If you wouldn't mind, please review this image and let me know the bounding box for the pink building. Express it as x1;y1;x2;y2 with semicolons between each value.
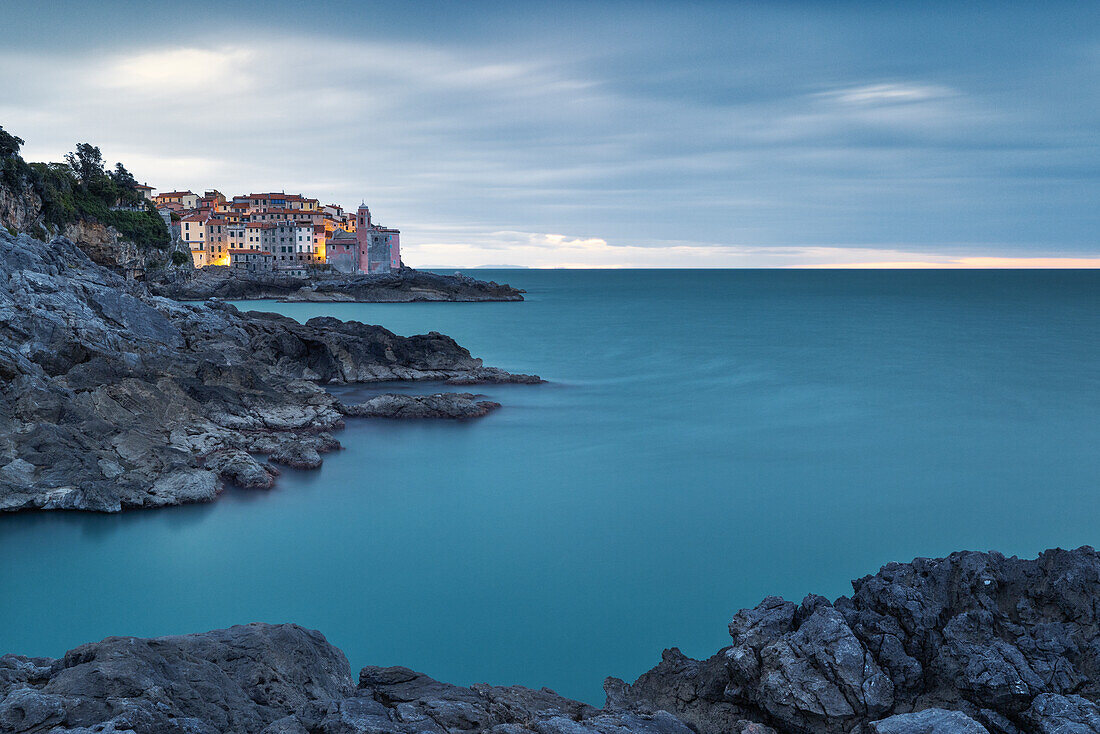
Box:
354;204;400;273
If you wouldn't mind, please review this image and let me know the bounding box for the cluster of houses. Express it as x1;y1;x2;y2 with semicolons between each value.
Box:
135;186;401;276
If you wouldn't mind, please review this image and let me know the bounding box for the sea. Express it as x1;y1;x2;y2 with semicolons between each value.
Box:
1;269;1097;704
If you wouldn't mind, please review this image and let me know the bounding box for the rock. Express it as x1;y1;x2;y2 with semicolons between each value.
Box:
350;665;693;733
0;628;688;734
146;267;525;303
0;624;353;734
204;448;277;488
5;549;1100;733
617;546;1100;734
444;367;543;385
339;393;502;419
1024;693;1100;733
269;443;324;469
0;229;540;512
871;709;989;733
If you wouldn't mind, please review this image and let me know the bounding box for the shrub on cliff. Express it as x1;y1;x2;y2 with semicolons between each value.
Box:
0;126;23;159
1;125;168;249
0;125;33;190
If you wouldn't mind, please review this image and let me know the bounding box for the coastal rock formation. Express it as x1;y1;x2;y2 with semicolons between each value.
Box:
0;230;538;512
0;624;354;734
0;174;190;279
339;392;502;419
59;217;193;279
147;267;525;303
4;549;1100;733
0;176;44;235
614;546;1100;734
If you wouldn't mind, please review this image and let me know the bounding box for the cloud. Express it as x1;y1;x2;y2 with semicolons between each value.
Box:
407;230;1100;269
99;47;255;94
805;256;1100;269
820;83;956;106
1;9;1097;266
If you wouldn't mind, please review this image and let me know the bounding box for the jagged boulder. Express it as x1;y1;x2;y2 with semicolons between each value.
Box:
616;547;1100;734
0;624;353;734
870;708;989;733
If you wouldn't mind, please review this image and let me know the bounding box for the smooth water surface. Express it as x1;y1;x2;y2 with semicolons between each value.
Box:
2;270;1098;704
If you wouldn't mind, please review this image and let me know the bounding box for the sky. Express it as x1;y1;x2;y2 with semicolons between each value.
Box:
1;1;1098;268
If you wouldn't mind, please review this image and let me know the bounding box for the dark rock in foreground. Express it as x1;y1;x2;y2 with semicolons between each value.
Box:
147;267;525;303
4;549;1100;733
614;546;1100;734
0;231;539;512
340;392;502;419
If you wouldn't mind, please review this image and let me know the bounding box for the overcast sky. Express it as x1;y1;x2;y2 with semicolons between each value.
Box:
2;1;1098;267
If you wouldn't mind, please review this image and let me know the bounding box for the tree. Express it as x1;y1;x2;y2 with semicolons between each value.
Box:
0;126;24;159
65;143;107;189
110;162;136;188
110;162;141;206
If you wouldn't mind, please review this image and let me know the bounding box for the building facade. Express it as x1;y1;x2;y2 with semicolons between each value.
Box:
160;186;400;273
355;205;400;273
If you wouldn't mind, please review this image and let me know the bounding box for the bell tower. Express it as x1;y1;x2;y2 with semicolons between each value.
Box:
355;203;372;273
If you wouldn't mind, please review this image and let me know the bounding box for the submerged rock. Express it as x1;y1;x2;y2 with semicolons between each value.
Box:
0;231;540;512
339;392;502;419
5;549;1100;733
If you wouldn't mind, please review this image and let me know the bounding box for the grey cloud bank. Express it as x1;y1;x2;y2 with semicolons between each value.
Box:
1;1;1098;267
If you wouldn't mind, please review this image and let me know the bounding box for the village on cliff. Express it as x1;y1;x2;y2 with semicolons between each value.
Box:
143;186;400;277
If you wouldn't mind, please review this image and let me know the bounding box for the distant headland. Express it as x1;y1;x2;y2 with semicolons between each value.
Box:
0;126;523;302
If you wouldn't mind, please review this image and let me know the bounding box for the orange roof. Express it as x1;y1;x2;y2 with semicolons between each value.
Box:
158;191;195;197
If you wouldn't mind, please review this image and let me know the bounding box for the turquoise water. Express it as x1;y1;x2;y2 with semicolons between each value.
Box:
1;269;1098;704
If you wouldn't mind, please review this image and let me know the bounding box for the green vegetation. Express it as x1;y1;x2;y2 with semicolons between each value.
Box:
171;251;189;266
1;125;169;250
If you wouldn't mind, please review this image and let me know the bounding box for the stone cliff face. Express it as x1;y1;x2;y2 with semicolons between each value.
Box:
0;230;537;512
0;177;44;236
59;217;193;277
0;177;191;278
3;549;1100;733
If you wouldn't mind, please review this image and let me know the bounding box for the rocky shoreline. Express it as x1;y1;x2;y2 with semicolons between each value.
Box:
146;267;526;303
3;547;1100;733
0;230;538;513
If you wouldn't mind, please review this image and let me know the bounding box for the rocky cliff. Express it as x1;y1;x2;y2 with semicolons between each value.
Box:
59;217;193;278
0;230;537;512
0;177;44;236
0;176;190;279
3;548;1100;733
147;266;526;303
